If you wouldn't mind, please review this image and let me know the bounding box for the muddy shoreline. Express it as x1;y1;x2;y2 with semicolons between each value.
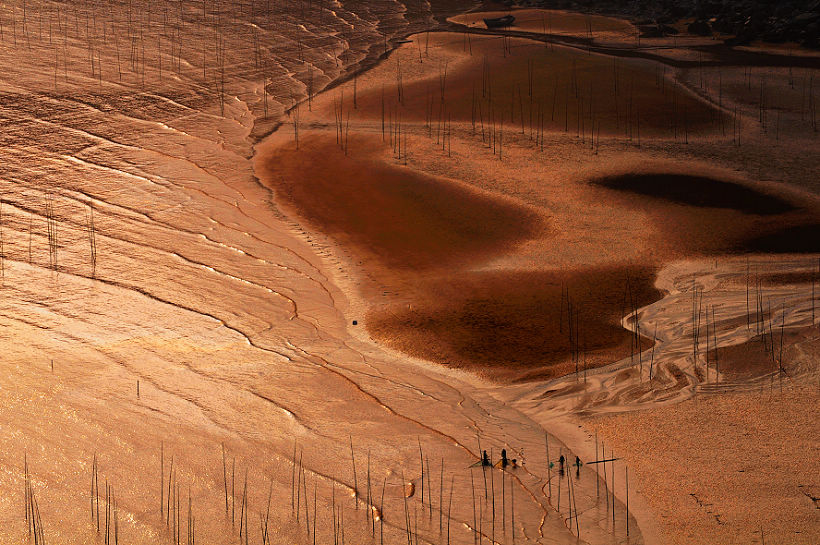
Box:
250;6;819;544
256;25;818;384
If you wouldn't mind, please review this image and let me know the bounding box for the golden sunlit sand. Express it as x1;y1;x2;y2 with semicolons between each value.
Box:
256;9;819;544
0;1;817;545
592;380;820;545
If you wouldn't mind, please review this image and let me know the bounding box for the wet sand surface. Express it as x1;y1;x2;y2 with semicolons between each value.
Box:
366;266;660;382
264;132;666;382
586;174;820;256
256;12;820;544
260;132;544;270
261;29;817;384
591;173;796;215
3;2;611;545
707;331;804;381
500;255;820;545
592;379;820;545
352;32;719;137
742;224;820;254
760;271;820;285
448;9;636;39
0;1;816;545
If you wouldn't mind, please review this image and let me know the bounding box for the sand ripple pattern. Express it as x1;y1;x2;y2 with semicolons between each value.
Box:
505;255;820;417
0;2;637;545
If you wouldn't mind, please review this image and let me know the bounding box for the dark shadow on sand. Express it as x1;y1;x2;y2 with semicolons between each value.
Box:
741;224;820;254
261;133;545;271
593;173;796;216
366;266;661;382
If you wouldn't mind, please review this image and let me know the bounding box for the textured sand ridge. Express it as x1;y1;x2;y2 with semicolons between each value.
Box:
0;1;816;545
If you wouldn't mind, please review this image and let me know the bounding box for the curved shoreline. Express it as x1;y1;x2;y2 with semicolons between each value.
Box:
257;25;820;382
252;7;820;544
